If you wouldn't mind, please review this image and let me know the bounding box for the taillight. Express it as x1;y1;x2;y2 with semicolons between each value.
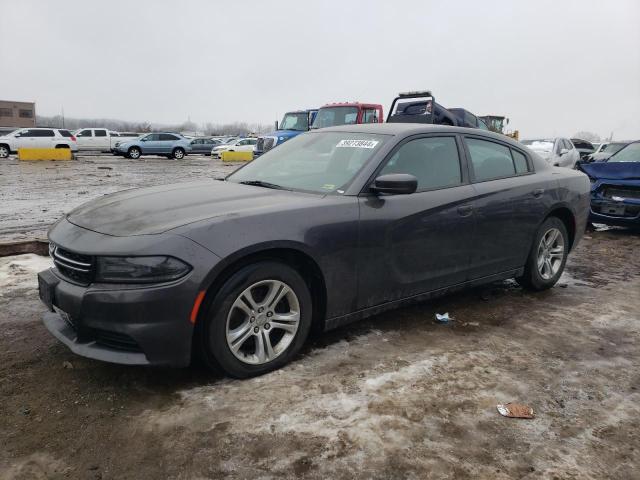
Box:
70;135;76;141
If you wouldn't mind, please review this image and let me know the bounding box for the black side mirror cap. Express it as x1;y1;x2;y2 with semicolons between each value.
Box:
370;173;418;195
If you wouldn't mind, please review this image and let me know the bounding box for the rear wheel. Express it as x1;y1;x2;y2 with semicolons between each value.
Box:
0;145;9;158
517;217;568;291
127;147;141;159
172;147;185;159
197;261;312;378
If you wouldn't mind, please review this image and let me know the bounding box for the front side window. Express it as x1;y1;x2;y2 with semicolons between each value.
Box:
379;137;462;191
142;133;158;141
609;142;640;162
228;131;389;193
362;108;379;124
94;129;107;137
312;107;359;128
76;129;92;137
466;138;516;181
279;112;309;131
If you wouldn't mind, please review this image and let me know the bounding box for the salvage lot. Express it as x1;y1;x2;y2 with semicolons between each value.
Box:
1;159;639;479
0;154;238;243
1;155;640;479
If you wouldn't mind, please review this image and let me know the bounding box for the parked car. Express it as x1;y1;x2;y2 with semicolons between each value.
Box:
211;137;257;158
521;138;580;168
588;141;631;162
0;128;78;158
570;138;595;160
74;128;130;152
578;140;640;227
113;132;192;159
255;109;318;156
38;123;589;378
449;108;491;130
189;137;221;155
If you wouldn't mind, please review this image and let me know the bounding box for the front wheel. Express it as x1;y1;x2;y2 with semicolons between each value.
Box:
0;145;9;158
172;147;185;159
517;217;569;291
127;147;141;159
197;261;312;378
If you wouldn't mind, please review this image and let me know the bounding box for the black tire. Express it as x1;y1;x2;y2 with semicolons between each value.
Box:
172;147;185;159
0;144;9;158
127;147;141;159
517;217;569;291
197;261;312;378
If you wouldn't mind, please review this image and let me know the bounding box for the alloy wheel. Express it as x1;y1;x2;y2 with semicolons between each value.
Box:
537;228;564;280
225;279;300;365
0;146;8;158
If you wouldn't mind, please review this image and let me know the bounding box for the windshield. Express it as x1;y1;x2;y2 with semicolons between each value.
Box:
227;131;389;193
312;107;359;129
521;139;554;153
601;142;626;154
609;142;640;162
279;112;309;131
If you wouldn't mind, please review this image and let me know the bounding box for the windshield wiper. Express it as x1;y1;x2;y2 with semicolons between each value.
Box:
238;180;288;190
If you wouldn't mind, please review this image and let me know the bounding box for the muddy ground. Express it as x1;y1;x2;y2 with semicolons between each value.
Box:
1;229;639;479
0;154;237;243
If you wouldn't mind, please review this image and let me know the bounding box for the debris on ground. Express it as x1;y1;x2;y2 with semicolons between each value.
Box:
62;361;74;370
435;312;451;323
497;403;535;419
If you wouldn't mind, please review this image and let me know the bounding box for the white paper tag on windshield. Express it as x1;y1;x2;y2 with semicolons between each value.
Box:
336;139;379;149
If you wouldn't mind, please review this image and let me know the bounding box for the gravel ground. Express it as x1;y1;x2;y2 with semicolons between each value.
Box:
0;154;238;243
1;229;639;479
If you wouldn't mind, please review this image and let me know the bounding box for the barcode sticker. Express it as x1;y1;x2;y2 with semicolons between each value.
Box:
336;139;379;149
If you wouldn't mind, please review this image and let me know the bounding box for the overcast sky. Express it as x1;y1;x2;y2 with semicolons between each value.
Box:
1;0;639;139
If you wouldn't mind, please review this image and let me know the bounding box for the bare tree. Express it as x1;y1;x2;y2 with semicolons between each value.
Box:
572;131;600;142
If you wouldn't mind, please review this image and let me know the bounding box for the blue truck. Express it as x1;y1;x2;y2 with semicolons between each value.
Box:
255;109;318;156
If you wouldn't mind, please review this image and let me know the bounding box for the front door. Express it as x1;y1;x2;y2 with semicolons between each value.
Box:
357;135;477;307
75;129;93;150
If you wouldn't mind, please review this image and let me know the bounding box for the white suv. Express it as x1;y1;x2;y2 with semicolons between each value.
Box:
0;128;78;158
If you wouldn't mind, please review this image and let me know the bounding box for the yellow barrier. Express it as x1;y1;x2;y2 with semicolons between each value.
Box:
220;150;253;162
18;148;73;161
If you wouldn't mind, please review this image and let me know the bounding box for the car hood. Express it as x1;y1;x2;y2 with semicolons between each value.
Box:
66;180;319;236
579;162;640;180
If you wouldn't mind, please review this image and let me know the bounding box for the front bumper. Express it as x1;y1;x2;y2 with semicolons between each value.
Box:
589;183;640;227
38;218;221;367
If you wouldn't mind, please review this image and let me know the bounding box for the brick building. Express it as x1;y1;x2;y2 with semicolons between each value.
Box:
0;100;36;128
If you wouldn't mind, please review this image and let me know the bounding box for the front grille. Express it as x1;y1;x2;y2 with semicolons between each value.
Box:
263;137;276;152
604;186;640;200
50;243;95;285
90;328;142;352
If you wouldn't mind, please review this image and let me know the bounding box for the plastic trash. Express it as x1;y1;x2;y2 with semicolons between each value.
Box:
435;312;451;324
497;403;535;419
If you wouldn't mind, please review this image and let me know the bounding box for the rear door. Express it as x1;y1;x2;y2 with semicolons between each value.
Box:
462;136;547;279
75;129;93;150
159;134;179;153
93;129;109;150
357;134;477;306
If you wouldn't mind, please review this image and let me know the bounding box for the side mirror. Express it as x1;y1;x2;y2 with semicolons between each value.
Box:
559;148;569;155
370;173;418;195
141;138;147;142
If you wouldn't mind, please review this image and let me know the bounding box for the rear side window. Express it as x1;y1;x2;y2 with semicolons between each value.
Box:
159;134;179;141
379;136;462;191
34;129;55;137
466;138;515;181
59;130;73;137
94;129;107;137
512;149;529;174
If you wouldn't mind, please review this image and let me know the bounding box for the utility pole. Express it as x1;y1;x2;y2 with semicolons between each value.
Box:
61;106;65;128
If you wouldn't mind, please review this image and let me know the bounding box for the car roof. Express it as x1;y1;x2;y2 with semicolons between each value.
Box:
318;123;523;146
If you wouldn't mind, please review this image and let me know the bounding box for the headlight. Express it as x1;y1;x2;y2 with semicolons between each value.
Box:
95;256;191;283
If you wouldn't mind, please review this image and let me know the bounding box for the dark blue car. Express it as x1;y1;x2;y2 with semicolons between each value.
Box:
578;141;640;227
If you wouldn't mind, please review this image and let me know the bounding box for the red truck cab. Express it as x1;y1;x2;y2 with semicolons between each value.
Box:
311;102;384;129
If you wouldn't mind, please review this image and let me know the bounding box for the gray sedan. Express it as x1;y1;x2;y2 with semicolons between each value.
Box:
189;137;221;155
38;124;590;378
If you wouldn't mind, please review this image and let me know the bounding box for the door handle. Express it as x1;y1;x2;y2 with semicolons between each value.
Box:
532;188;545;198
457;204;473;217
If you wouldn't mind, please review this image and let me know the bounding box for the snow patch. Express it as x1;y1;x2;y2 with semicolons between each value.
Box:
0;254;52;297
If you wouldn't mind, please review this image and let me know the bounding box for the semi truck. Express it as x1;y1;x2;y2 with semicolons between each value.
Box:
310;102;384;129
255;109;318;156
